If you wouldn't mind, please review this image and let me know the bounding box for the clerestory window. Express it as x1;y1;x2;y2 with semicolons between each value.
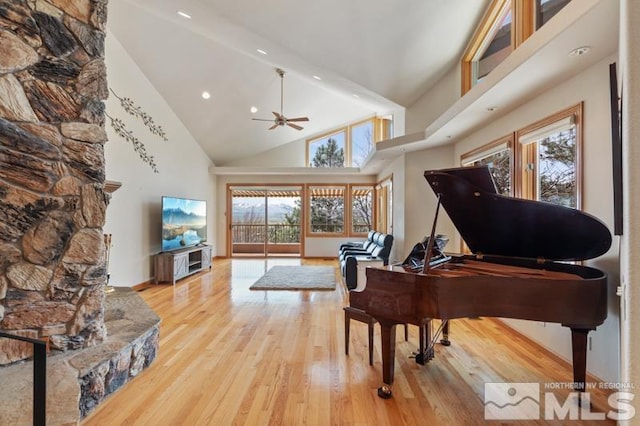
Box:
306;116;392;168
461;0;572;95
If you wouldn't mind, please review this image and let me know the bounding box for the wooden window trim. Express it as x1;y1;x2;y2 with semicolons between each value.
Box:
349;184;376;237
461;0;535;95
375;175;393;235
306;184;348;237
306;128;347;168
305;116;388;167
461;133;515;196
514;102;583;208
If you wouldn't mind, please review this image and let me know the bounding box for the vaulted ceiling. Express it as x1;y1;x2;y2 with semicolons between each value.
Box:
107;0;490;165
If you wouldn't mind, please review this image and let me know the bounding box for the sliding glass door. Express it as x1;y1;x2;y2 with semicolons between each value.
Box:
229;186;302;257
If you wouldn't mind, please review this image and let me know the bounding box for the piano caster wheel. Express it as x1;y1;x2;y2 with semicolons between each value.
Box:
440;338;451;346
415;352;425;365
377;385;392;399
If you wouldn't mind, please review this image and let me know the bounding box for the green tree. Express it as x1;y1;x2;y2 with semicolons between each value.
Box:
310;139;345;232
282;200;301;242
312;138;344;168
311;194;344;233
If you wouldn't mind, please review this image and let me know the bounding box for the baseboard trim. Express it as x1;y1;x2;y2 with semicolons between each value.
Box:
132;280;154;291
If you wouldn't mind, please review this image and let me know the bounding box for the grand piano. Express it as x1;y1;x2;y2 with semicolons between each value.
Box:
349;166;612;398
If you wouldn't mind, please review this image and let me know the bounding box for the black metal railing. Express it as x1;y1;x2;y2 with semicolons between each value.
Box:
232;224;301;243
0;332;47;426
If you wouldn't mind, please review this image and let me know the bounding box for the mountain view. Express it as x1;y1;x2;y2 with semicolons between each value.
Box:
232;202;296;223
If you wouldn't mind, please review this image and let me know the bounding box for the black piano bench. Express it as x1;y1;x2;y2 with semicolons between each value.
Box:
343;306;408;365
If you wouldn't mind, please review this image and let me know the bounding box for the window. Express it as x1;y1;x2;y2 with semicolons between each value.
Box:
461;135;514;196
462;0;553;94
306;117;393;168
535;0;572;29
376;176;393;235
307;131;346;167
308;185;346;235
516;103;582;208
351;121;375;167
476;4;513;85
350;186;374;234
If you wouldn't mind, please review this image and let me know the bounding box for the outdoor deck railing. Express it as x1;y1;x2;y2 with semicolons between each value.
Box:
232;224;300;243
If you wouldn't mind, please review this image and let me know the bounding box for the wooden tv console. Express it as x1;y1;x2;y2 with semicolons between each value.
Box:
154;244;212;284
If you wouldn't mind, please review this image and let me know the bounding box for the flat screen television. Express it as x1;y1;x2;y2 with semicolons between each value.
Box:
161;196;207;252
609;62;623;235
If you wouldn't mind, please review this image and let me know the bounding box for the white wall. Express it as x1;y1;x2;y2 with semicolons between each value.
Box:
406;67;461;135
403;145;456;256
215;173;376;257
225;140;306;167
104;32;216;286
448;54;620;382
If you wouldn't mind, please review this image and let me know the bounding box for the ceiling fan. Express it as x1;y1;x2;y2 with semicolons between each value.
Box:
252;68;309;131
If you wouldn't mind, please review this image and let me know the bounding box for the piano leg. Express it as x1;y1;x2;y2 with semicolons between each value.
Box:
440;320;451;346
570;328;592;393
377;320;397;399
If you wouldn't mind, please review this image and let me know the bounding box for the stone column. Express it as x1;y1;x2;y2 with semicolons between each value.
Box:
0;0;109;362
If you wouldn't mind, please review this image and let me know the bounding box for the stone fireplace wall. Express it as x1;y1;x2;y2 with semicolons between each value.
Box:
0;0;109;363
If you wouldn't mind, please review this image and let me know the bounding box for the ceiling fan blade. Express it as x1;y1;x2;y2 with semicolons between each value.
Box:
286;122;303;131
287;117;309;122
253;69;308;131
252;118;275;122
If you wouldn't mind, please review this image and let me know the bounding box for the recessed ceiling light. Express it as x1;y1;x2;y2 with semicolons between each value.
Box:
256;49;267;55
177;11;192;19
313;75;322;81
250;106;258;113
201;91;211;100
352;94;360;99
569;46;591;57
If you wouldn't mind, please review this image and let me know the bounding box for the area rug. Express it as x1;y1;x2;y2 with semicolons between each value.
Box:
249;265;336;291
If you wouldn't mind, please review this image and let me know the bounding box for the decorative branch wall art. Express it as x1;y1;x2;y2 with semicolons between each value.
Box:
108;88;168;172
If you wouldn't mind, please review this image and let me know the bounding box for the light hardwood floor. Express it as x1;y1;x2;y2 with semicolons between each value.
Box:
83;259;615;425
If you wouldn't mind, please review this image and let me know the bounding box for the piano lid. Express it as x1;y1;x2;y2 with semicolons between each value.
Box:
424;166;612;261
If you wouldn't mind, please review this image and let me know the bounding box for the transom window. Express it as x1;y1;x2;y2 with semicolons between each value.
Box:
462;0;573;94
308;131;346;168
475;2;513;85
535;0;572;29
306;117;392;168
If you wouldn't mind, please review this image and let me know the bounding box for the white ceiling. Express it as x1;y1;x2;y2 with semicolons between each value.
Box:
107;0;490;165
